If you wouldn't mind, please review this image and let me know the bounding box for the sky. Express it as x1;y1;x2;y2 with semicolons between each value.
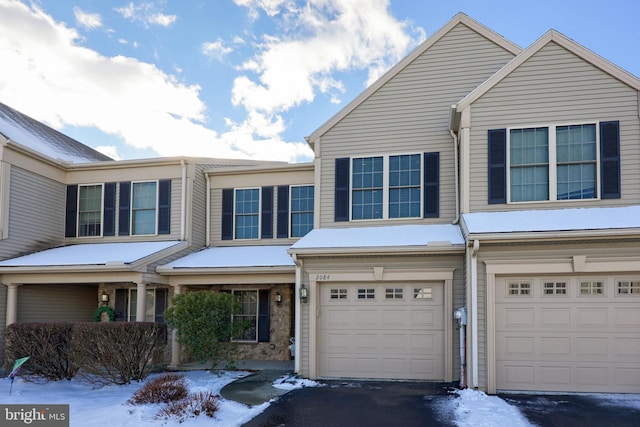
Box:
0;0;638;163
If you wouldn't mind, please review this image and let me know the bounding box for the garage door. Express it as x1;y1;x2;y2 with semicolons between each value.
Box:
496;276;640;393
318;282;444;380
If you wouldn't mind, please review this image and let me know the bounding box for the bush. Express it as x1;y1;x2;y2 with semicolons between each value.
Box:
128;373;188;404
164;291;246;370
73;322;167;385
4;323;79;381
156;391;219;422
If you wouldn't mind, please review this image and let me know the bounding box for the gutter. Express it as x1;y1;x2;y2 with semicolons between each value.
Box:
449;129;460;223
181;159;187;241
205;172;211;247
470;239;480;388
292;254;302;374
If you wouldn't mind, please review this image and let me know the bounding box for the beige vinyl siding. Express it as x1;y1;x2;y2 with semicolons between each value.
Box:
190;164;209;247
0;166;65;260
17;284;98;322
468;42;640;211
0;285;6;364
474;240;640;391
318;23;515;228
298;254;465;380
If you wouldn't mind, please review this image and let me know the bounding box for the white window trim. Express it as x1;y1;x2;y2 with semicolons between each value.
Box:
127;288;161;322
0;162;10;240
289;184;314;238
130;180;159;236
231;289;259;342
349;152;424;221
506;121;601;204
233;187;261;240
77;183;105;238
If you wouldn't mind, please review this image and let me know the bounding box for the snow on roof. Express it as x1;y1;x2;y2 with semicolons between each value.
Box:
0;101;112;164
0;241;181;267
290;224;465;250
162;245;295;269
462;205;640;234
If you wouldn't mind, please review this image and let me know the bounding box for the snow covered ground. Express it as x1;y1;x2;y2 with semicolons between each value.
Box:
1;370;639;426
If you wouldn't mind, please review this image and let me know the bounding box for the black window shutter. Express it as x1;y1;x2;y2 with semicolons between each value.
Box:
600;121;621;199
154;289;168;323
103;183;116;236
334;158;350;221
423;152;440;218
158;179;171;234
65;185;78;237
118;182;131;236
488;129;507;204
221;188;234;240
114;289;128;321
258;289;270;342
277;185;289;238
261;186;273;239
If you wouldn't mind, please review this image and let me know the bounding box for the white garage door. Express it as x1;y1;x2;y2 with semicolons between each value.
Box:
496;276;640;393
318;282;444;380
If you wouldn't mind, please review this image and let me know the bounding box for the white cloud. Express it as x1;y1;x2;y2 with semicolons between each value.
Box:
95;145;122;160
115;2;176;28
73;7;102;30
201;39;233;61
234;0;289;19
0;1;311;162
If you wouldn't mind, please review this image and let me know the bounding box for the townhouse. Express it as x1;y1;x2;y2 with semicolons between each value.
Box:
1;13;638;394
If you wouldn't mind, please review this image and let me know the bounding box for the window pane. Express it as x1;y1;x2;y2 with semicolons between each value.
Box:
132;182;157;235
291;186;314;237
352;157;383;220
235;189;259;239
389;154;421;218
233;290;258;341
78;185;102;237
556;124;596;200
510;128;549;202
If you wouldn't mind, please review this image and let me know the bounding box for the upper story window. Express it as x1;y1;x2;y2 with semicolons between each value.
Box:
290;185;314;237
488;121;620;204
78;184;103;237
334;152;439;222
132;181;158;235
235;188;260;239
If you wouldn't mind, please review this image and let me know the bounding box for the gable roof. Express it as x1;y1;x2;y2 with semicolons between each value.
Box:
306;12;521;147
0;101;112;164
453;29;640;115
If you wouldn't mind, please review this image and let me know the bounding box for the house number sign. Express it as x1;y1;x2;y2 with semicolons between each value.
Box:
314;274;331;281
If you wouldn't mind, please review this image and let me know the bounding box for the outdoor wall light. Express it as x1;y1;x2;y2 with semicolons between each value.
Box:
275;291;282;304
101;291;109;305
299;284;308;303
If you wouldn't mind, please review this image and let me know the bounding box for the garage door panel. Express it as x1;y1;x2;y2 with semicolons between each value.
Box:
319;282;444;380
496;276;640;393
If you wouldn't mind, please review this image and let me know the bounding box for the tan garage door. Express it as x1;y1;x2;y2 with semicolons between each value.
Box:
496;276;640;393
318;282;444;380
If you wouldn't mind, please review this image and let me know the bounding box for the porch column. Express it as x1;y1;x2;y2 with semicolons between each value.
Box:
169;285;182;368
4;283;21;325
135;282;147;322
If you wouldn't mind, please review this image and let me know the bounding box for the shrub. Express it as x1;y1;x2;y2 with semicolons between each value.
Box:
156;391;219;422
72;322;167;385
4;323;79;381
128;373;188;404
164;291;246;370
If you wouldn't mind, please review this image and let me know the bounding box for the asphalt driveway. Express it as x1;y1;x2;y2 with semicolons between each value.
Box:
242;380;458;427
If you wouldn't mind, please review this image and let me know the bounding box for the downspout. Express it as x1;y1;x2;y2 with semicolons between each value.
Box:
180;159;187;241
292;254;302;374
449;130;460;223
204;171;211;247
470;239;480;388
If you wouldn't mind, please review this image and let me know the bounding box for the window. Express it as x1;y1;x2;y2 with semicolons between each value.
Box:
235;188;260;239
357;288;375;299
489;122;620;204
336;152;439;221
352;157;383;220
233;290;258;341
580;280;604;295
132;181;157;235
508;282;531;295
115;288;168;322
290;185;314;237
414;287;433;299
330;289;348;300
617;281;640;295
78;184;103;237
543;281;567;295
385;288;403;299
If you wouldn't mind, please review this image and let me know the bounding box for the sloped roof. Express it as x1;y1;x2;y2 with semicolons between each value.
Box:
0;101;112;164
306;12;521;145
